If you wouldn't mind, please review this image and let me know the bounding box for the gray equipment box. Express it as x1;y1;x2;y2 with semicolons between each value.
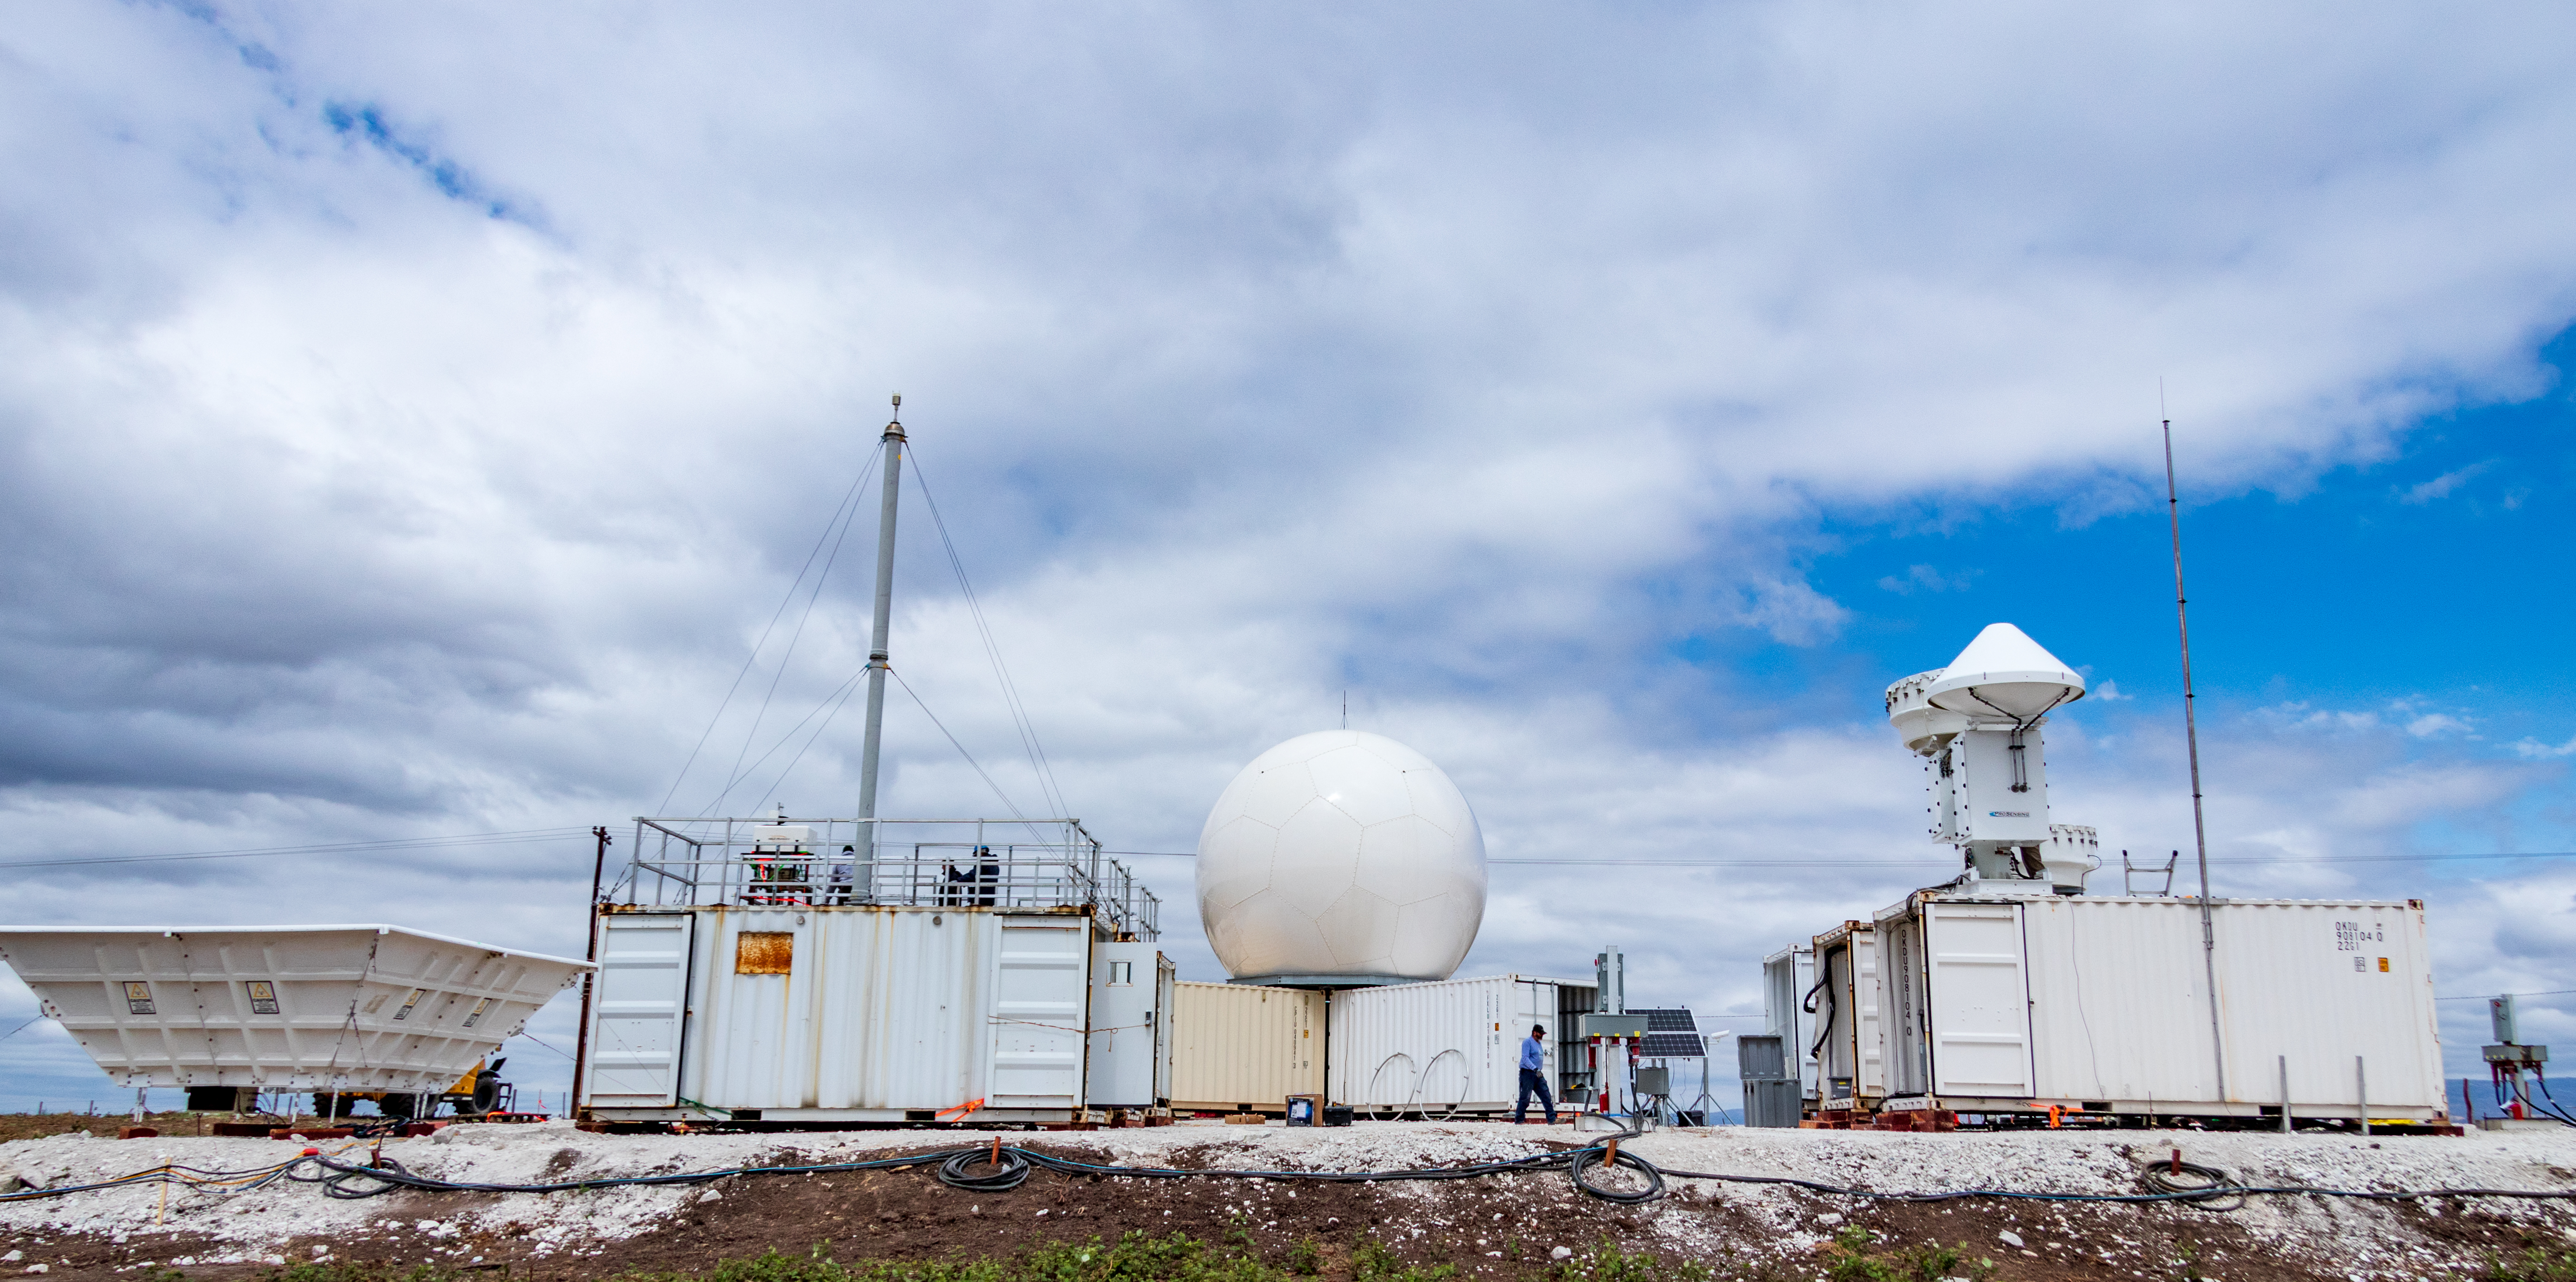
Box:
1736;1034;1788;1080
1743;1078;1801;1128
1634;1066;1670;1096
1580;1013;1650;1038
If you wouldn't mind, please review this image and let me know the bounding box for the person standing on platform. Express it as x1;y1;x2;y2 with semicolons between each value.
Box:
1515;1023;1556;1124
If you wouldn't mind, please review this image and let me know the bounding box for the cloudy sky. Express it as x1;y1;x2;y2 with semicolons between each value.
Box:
3;0;2573;1115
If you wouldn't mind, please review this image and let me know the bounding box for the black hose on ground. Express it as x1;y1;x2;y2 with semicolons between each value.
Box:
938;1146;1033;1193
2135;1159;2247;1212
1567;1145;1664;1204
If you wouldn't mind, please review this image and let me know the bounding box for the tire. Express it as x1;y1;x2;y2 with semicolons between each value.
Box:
376;1093;419;1120
471;1073;502;1116
184;1086;240;1112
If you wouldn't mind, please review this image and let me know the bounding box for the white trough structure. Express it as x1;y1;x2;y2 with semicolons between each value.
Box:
0;925;590;1092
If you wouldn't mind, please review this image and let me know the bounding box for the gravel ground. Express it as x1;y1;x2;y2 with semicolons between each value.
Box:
0;1121;2569;1279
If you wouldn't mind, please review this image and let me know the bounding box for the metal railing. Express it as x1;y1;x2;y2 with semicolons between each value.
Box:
610;816;1159;940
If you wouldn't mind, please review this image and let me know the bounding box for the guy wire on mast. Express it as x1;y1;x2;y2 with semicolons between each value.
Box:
2162;389;2226;1101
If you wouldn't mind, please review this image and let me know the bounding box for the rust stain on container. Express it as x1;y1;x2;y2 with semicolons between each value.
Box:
736;932;794;975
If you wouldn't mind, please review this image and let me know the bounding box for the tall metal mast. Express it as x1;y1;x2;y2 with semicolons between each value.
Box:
2163;413;2226;1101
855;395;907;893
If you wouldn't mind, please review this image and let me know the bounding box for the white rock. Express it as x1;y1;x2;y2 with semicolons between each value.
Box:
1550;1246;1573;1261
24;1266;46;1274
1997;1231;2025;1248
0;1252;16;1263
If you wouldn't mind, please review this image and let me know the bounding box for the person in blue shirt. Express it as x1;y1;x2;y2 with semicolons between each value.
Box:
1515;1023;1556;1124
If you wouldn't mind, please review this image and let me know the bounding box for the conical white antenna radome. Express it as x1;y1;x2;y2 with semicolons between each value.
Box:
1923;622;2086;724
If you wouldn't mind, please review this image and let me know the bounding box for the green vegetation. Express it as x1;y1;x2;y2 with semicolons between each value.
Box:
1818;1227;1992;1282
1346;1237;1458;1282
1286;1238;1324;1276
2482;1245;2576;1282
1545;1237;1713;1282
243;1231;1477;1282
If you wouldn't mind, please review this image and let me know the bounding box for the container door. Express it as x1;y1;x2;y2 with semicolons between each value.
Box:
1923;901;2034;1098
989;917;1089;1110
1854;930;1885;1101
1153;952;1176;1104
1880;916;1930;1098
1084;941;1158;1108
584;914;695;1108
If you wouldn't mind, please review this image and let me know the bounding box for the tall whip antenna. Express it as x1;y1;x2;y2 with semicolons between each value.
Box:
2162;385;2226;1101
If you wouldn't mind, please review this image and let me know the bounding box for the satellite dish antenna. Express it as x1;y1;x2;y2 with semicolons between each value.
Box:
1923;622;2086;725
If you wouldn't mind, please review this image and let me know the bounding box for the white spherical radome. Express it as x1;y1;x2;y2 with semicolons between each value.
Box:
1194;730;1488;984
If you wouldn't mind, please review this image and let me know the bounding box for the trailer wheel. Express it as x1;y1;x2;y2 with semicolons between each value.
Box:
377;1093;420;1120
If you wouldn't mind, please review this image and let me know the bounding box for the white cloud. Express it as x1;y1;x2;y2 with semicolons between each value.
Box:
1876;564;1978;596
2400;461;2495;505
2516;734;2576;759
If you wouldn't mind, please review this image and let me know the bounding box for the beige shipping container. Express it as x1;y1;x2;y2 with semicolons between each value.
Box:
1169;981;1322;1113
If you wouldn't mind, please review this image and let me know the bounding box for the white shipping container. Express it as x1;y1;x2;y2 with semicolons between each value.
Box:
1760;946;1819;1101
583;905;1098;1122
0;925;589;1091
1169;981;1323;1113
1329;974;1578;1114
1874;891;2445;1118
1812;922;1885;1109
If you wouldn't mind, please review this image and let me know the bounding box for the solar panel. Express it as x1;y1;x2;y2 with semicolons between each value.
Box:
1629;1008;1705;1058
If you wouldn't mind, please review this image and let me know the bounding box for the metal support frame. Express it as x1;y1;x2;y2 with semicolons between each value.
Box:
608;814;1160;939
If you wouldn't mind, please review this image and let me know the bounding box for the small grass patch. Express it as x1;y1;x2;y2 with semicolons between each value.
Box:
1818;1227;1992;1282
1547;1237;1715;1282
2483;1246;2576;1282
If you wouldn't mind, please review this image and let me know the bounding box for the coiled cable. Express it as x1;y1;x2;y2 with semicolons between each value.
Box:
937;1146;1032;1193
1567;1144;1663;1204
2136;1159;2246;1212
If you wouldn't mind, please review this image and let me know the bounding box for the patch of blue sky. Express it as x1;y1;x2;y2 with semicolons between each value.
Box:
322;101;544;229
1688;327;2576;762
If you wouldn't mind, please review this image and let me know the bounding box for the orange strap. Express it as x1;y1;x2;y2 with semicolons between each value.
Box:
935;1097;985;1121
